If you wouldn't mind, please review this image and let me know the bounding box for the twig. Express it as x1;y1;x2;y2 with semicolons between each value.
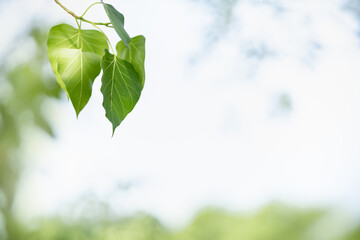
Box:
54;0;112;27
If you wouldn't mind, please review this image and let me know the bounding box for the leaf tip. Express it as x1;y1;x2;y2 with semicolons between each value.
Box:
75;107;82;119
112;125;118;137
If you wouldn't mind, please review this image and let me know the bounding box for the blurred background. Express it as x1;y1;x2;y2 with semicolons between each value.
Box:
1;0;360;239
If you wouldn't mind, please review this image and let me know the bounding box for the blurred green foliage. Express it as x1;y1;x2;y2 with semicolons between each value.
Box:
8;203;359;240
0;25;61;239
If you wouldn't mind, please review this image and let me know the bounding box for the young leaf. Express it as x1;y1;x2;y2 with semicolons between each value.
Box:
101;49;143;134
47;24;108;116
116;35;146;86
100;0;131;46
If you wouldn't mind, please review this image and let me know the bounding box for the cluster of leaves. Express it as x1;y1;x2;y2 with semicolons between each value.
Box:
47;0;145;134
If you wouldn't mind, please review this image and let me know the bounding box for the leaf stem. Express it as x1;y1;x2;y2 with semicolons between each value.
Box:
80;2;102;18
75;19;81;29
91;23;115;54
54;0;112;27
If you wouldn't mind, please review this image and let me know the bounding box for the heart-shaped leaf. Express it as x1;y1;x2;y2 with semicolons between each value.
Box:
100;0;131;46
116;35;146;86
47;24;108;116
101;49;143;134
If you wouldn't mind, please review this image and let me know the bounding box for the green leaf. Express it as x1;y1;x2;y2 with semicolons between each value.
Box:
100;0;131;46
116;35;146;86
101;49;143;134
47;24;108;116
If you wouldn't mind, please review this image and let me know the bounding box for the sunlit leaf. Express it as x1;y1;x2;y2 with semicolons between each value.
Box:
100;0;131;46
116;35;146;86
47;24;108;116
101;49;143;134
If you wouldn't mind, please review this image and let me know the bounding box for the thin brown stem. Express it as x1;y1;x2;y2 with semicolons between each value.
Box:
54;0;78;18
54;0;112;27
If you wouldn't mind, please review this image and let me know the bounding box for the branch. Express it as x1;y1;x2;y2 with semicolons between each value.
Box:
54;0;112;27
54;0;78;18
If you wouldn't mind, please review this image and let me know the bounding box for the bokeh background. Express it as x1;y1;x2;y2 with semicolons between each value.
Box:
1;0;360;239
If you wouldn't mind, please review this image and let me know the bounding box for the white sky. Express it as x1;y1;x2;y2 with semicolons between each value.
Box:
1;0;360;227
